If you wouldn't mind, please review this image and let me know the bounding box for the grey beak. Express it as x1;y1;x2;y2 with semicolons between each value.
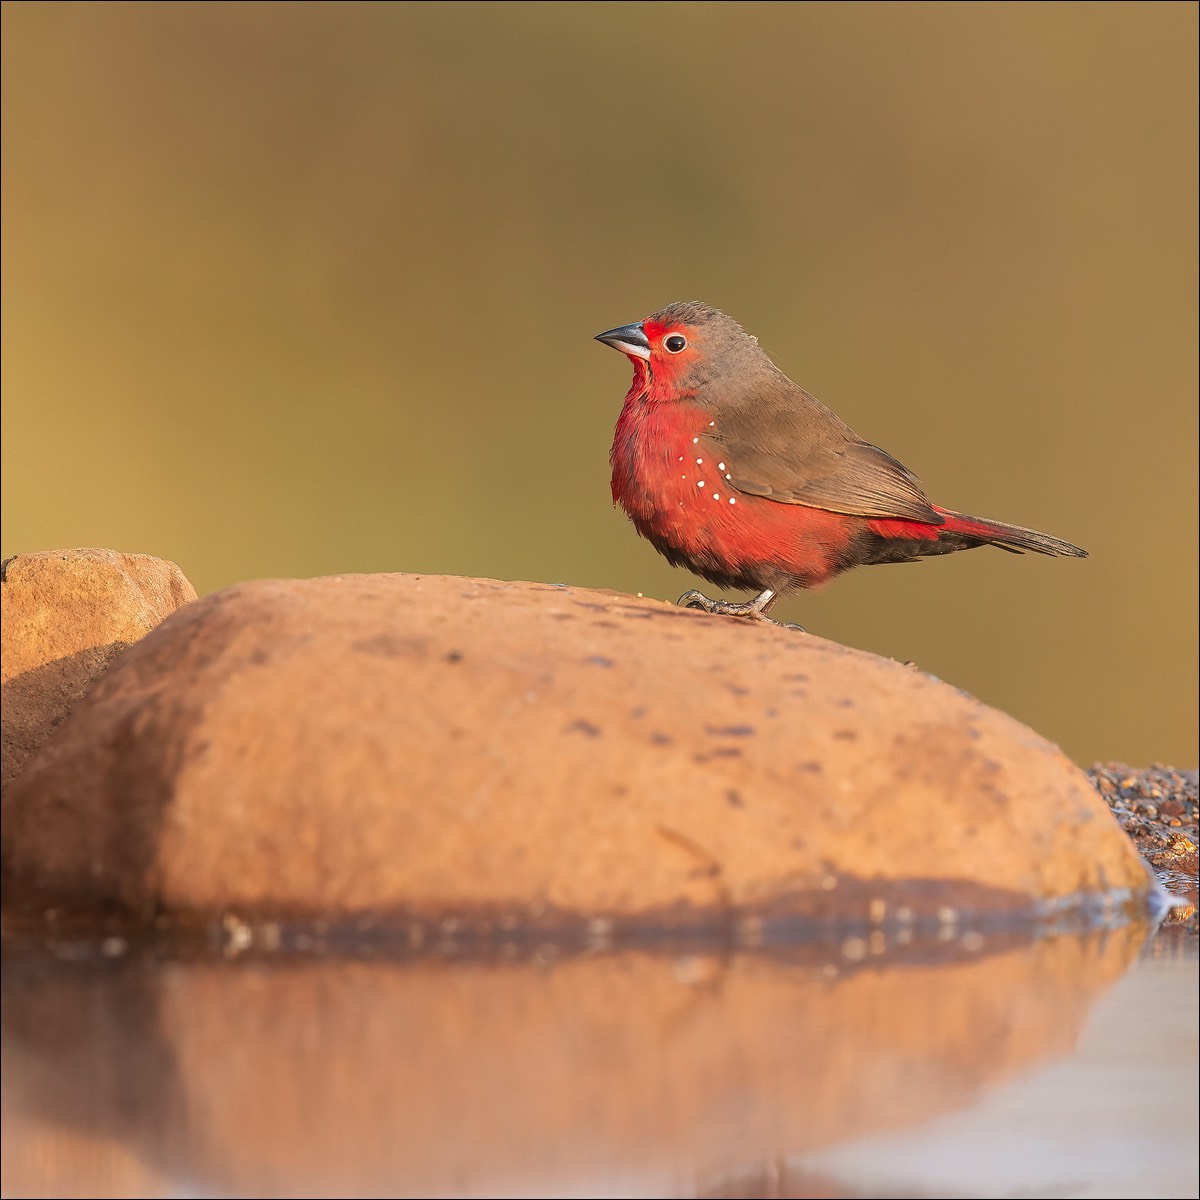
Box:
594;321;651;361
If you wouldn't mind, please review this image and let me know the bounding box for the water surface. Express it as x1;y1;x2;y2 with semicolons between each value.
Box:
2;920;1195;1198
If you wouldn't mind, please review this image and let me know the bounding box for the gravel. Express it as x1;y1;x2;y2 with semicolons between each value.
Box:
1088;763;1198;929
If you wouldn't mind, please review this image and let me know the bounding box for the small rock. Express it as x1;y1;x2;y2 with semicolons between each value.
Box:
1;548;197;789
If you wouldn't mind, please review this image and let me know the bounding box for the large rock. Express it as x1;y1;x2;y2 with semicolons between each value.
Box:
1;549;197;790
0;573;1154;925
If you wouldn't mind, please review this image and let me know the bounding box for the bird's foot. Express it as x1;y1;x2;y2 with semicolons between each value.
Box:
676;589;805;632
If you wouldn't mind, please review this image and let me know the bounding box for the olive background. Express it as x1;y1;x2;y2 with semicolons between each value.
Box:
3;2;1196;766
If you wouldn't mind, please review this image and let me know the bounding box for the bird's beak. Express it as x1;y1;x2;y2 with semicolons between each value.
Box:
594;321;651;361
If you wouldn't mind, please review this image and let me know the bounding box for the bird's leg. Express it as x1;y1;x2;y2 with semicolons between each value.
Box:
676;587;805;631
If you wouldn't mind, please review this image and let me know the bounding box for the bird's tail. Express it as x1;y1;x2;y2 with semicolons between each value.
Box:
935;508;1088;558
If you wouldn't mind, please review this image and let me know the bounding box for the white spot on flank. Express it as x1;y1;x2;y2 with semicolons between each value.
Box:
729;497;736;505
697;480;705;487
696;458;703;464
708;421;715;427
717;462;726;470
713;493;720;500
725;473;732;480
678;456;684;462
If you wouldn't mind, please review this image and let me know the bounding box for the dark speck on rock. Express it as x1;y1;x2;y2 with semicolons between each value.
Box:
566;719;602;738
353;634;424;658
705;724;756;738
584;655;615;668
694;747;744;762
726;789;744;808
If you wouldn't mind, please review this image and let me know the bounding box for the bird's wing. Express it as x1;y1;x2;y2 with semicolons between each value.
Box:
707;384;942;524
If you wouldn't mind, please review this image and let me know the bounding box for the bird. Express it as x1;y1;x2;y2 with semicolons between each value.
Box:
595;301;1086;629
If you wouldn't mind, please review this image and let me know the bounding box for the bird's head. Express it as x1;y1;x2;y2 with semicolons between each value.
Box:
594;302;767;400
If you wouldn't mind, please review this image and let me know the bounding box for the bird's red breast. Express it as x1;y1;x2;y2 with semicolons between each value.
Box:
610;361;867;591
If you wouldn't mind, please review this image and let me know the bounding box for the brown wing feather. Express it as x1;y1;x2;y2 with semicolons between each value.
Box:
704;370;941;524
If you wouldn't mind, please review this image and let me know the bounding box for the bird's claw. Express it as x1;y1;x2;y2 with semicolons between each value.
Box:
676;590;805;632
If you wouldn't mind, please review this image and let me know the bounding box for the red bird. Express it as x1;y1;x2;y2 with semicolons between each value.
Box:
596;301;1086;629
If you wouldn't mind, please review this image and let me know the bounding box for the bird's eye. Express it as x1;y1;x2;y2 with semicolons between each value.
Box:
664;334;687;353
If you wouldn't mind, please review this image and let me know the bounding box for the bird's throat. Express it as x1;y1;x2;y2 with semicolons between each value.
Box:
625;357;650;401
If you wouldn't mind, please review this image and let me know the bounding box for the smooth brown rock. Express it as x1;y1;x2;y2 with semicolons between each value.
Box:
0;549;197;790
0;573;1154;924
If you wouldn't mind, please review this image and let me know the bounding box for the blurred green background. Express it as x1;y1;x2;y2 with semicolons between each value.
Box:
2;2;1196;766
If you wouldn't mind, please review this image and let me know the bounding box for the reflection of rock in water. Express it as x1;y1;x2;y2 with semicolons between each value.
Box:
1;924;1144;1199
0;1120;169;1200
695;1159;854;1198
0;950;182;1199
